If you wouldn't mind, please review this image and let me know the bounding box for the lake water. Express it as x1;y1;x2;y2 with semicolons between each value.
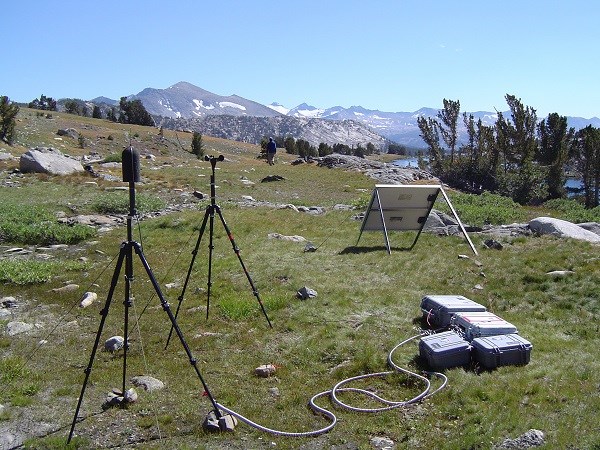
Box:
393;158;584;196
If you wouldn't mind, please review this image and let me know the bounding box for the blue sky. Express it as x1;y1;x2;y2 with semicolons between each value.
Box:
3;1;599;118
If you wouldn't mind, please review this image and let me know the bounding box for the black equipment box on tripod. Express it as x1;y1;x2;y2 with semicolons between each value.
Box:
419;331;471;370
471;334;532;369
420;294;487;328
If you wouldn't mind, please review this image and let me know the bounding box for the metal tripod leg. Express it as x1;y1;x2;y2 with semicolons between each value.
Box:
68;243;127;443
166;206;211;348
68;240;221;444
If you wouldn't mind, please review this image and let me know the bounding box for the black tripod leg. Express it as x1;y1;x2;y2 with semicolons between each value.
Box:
68;246;127;444
215;206;273;328
206;206;216;320
166;207;211;348
132;242;222;417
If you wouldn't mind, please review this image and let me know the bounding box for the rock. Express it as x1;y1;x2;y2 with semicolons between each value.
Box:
546;270;575;277
371;436;395;449
304;242;317;252
202;410;221;432
79;292;97;308
1;297;18;308
124;388;138;403
56;128;79;139
577;222;600;236
102;391;124;409
261;175;285;182
268;233;307;242
131;375;165;391
268;387;280;397
484;239;504;250
218;414;238;431
105;336;125;353
297;286;317;300
6;321;34;336
241;195;256;202
50;284;79;293
529;217;600;243
255;364;277;378
20;147;84;175
495;429;545;449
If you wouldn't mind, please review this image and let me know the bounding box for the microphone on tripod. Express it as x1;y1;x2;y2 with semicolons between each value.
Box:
122;146;140;183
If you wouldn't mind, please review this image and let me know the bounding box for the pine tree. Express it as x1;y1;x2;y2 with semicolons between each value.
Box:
0;96;19;144
191;132;204;158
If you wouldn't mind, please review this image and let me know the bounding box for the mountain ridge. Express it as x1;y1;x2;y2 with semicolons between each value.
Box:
93;81;600;149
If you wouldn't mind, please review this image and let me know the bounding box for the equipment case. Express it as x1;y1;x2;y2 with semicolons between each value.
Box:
471;334;532;369
451;311;518;341
419;331;471;370
420;295;487;328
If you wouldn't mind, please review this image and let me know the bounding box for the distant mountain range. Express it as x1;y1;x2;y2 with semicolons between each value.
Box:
92;81;600;150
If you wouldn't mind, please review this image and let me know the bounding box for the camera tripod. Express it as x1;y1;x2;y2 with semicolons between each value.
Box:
68;148;222;443
166;155;272;347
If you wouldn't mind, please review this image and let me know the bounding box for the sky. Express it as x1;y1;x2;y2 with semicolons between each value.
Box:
2;0;600;118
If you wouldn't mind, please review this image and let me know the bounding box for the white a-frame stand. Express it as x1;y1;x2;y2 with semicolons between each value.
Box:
357;184;477;255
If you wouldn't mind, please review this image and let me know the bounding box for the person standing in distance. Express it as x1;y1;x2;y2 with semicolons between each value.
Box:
266;137;277;165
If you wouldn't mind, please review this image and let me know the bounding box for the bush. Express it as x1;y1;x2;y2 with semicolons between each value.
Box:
439;191;527;226
543;199;600;223
91;191;166;214
0;204;96;245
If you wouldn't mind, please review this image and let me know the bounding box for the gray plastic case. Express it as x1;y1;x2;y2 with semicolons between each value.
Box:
420;295;487;328
451;311;518;341
419;331;471;370
471;334;532;369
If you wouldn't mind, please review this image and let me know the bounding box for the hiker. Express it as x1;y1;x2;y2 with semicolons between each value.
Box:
266;137;276;165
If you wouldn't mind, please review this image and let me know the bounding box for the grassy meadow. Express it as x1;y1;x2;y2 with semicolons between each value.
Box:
0;109;599;449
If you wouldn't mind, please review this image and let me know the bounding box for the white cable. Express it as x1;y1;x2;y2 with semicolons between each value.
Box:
213;332;447;437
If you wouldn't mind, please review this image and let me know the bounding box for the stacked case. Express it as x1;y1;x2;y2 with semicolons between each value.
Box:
418;295;533;370
419;331;471;370
450;311;518;341
420;294;487;328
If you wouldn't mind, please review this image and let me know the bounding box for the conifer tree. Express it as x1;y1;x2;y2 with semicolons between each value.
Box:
0;96;19;144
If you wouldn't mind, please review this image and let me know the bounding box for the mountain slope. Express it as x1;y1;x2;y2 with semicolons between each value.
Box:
132;81;281;119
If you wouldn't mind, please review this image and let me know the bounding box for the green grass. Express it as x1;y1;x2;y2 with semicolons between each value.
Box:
0;109;598;449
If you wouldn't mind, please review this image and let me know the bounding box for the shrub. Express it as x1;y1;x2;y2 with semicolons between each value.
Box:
0;204;96;245
543;199;600;223
90;191;165;214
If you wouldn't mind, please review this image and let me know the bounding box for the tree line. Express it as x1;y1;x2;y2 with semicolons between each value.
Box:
260;136;378;159
417;95;600;208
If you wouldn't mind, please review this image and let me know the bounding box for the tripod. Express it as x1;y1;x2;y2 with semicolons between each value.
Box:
166;155;272;347
68;147;222;444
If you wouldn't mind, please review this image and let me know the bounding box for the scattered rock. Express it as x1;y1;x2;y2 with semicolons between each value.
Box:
261;175;285;182
255;364;277;378
20;147;84;175
268;233;307;242
495;429;545;449
484;239;504;250
304;242;317;252
6;321;34;336
131;375;165;392
124;388;138;403
371;436;395;449
50;284;79;293
1;297;18;308
546;270;575;277
79;291;97;308
268;387;280;397
105;336;125;353
297;286;317;300
529;217;600;243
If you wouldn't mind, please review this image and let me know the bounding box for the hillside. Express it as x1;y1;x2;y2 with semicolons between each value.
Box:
0;109;599;449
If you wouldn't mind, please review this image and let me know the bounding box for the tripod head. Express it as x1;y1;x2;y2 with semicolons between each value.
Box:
204;154;224;169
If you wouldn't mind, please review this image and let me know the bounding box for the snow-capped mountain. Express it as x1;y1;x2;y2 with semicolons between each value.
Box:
96;81;600;149
132;81;281;119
